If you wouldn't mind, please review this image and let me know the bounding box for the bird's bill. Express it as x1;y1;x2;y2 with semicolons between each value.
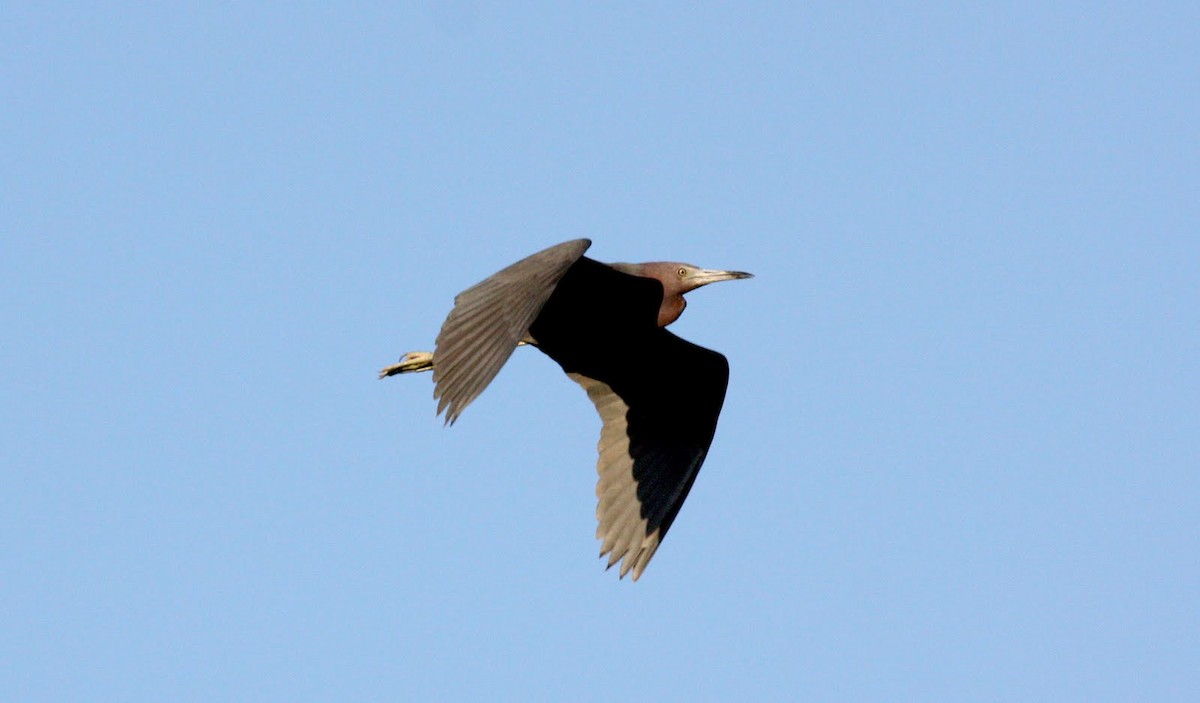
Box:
688;268;754;288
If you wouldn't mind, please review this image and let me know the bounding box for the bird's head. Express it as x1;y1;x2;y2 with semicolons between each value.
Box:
610;261;753;326
613;261;754;296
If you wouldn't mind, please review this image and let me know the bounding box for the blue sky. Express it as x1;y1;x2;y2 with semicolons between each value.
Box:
3;3;1197;701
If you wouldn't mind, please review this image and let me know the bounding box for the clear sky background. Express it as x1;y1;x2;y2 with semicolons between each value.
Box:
3;3;1197;701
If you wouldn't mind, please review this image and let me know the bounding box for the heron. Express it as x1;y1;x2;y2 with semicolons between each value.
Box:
380;239;751;580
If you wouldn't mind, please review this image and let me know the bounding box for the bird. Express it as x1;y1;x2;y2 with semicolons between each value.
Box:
380;239;751;580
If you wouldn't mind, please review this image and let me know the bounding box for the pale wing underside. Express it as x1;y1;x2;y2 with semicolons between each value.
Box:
561;332;728;581
568;373;662;580
433;239;591;424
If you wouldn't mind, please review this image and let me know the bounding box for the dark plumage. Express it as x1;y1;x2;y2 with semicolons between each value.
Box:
381;239;751;579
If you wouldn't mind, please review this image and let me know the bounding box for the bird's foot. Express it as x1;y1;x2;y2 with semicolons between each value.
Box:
378;351;434;378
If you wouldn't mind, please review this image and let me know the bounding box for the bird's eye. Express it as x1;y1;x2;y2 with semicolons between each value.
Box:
677;267;687;277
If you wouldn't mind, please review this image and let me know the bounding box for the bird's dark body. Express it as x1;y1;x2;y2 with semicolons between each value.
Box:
529;257;730;540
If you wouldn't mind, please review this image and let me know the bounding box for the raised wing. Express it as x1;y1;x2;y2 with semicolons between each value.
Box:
568;332;730;580
432;239;591;424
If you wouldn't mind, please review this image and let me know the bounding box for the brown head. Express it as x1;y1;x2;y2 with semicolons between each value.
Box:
609;261;753;327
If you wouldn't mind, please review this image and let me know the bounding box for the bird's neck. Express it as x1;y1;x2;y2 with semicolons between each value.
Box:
658;295;686;327
608;261;688;326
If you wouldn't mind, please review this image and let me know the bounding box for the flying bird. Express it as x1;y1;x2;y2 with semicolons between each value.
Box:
380;239;751;580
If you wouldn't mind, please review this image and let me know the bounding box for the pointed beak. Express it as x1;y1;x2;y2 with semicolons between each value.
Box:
688;268;754;289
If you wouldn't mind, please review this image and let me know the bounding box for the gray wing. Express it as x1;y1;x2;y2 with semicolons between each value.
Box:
568;374;662;580
566;333;729;581
432;239;591;424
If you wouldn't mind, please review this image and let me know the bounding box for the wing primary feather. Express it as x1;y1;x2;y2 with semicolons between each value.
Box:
430;239;590;422
561;334;729;580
